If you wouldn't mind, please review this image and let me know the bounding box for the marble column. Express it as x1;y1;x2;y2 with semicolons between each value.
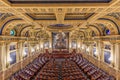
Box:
96;41;100;60
16;42;19;63
39;40;41;52
79;40;82;52
69;39;72;53
77;39;80;53
89;44;93;56
27;40;31;57
6;43;10;68
98;41;103;61
40;39;44;53
20;42;24;61
111;43;115;67
49;37;52;53
0;42;7;71
114;43;120;70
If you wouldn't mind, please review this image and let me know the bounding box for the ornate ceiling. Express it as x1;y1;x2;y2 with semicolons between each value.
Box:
0;0;120;38
8;0;112;3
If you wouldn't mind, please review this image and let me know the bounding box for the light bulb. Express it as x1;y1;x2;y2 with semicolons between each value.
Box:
86;48;89;52
82;46;84;49
24;51;27;56
94;52;98;55
31;48;34;52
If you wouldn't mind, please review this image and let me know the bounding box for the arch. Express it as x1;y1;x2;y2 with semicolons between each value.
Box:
0;18;22;35
98;18;119;34
89;25;102;36
78;30;86;38
95;21;118;35
70;30;86;39
20;25;32;36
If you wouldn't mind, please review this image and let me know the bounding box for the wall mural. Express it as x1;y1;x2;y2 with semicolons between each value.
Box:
52;32;69;49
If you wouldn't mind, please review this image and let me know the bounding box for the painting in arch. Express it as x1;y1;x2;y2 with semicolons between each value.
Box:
52;32;69;50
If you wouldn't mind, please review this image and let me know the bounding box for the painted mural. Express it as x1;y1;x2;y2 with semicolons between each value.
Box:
52;32;69;49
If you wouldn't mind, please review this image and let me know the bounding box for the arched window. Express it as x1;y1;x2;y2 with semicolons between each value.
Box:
10;30;15;36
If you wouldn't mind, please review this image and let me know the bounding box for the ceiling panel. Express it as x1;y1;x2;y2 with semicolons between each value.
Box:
8;0;112;4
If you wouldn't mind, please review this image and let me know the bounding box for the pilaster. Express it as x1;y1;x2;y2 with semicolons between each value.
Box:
6;42;10;68
114;43;120;70
0;42;7;71
111;43;115;67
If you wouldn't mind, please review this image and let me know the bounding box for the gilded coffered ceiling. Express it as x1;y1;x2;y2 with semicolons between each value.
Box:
8;0;112;4
0;0;120;37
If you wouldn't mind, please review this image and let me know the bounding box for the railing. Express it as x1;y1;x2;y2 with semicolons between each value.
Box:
0;36;37;42
93;35;120;41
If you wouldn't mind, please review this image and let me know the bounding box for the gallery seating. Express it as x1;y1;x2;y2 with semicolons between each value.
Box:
35;60;59;80
61;60;87;80
9;52;116;80
35;59;87;80
70;54;116;80
10;54;50;80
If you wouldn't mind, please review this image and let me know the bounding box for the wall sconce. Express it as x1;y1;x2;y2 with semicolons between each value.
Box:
86;48;89;52
37;46;39;50
94;52;98;56
78;44;80;48
41;44;43;48
31;48;35;52
82;46;84;49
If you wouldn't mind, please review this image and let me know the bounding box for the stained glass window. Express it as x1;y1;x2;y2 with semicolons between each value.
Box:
106;29;110;35
10;30;15;36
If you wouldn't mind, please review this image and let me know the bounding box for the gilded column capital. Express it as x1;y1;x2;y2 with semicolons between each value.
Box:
0;42;5;46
